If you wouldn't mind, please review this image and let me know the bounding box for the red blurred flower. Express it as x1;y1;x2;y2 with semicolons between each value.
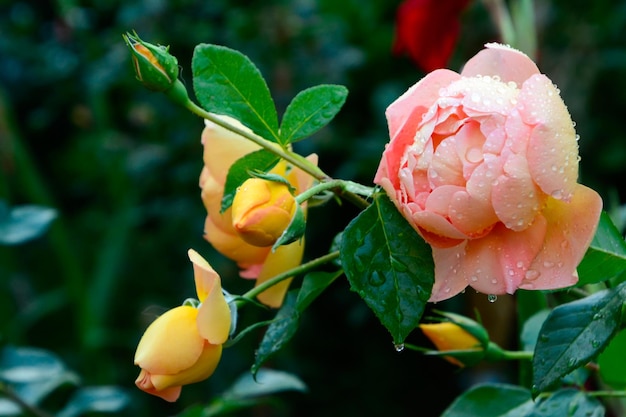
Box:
392;0;470;72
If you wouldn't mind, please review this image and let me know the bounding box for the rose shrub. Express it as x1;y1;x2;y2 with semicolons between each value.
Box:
199;116;317;307
375;43;602;302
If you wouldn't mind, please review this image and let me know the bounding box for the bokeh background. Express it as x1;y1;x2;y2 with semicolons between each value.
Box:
1;0;625;416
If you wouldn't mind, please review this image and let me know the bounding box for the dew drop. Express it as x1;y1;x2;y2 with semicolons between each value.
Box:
591;340;600;349
551;189;563;199
543;261;555;268
516;261;524;268
394;343;405;352
593;313;603;320
471;92;481;103
491;278;498;284
525;269;541;281
487;294;497;303
470;276;478;282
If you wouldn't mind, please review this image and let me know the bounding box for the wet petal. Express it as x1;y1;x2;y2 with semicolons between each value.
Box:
429;242;469;302
411;209;468;247
521;184;602;290
448;190;498;237
429;138;464;187
521;74;579;200
134;306;204;375
492;153;544;231
461;43;540;86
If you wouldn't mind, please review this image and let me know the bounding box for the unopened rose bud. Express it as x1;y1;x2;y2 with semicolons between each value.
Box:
231;178;297;247
123;32;178;92
420;322;484;367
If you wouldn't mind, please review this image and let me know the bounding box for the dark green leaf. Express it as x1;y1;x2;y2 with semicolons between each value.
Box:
295;270;342;313
192;44;279;142
528;389;604;417
520;310;551;352
221;149;280;212
0;346;79;410
532;281;626;393
441;383;533;417
0;203;57;245
279;85;348;145
57;386;130;417
598;328;626;388
339;192;434;345
271;205;306;250
252;291;299;375
577;211;626;285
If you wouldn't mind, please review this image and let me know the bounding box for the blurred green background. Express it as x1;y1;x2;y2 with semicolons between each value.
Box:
1;0;625;416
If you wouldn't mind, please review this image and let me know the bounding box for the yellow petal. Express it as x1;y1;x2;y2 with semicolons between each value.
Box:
255;239;305;308
135;369;182;402
134;306;204;375
187;249;232;344
150;342;222;390
420;322;481;367
204;216;271;267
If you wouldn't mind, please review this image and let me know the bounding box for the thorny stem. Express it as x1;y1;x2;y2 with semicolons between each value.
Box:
234;250;341;308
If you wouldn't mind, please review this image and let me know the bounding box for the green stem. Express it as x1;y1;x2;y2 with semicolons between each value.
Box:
499;349;533;360
296;179;373;208
587;390;626;398
166;80;326;181
165;80;371;210
235;250;340;307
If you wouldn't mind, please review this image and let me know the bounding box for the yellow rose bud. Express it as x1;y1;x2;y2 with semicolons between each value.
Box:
134;306;222;402
123;32;179;92
134;250;231;402
420;322;483;367
231;178;297;247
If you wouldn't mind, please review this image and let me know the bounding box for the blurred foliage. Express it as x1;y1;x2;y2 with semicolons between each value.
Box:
1;0;625;416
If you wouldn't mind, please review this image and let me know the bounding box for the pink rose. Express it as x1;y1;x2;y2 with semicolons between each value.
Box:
374;43;602;302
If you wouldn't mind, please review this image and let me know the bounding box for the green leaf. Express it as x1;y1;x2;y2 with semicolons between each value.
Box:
57;386;130;417
0;202;57;245
520;309;551;352
598;328;626;388
279;84;348;145
528;389;604;417
223;368;307;400
221;149;280;212
441;383;533;417
252;291;299;375
339;192;434;345
0;346;79;411
192;44;279;142
577;211;626;285
295;270;342;313
532;281;626;393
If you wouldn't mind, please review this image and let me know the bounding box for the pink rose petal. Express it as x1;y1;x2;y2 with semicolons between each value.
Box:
461;43;540;87
520;184;602;290
522;74;579;201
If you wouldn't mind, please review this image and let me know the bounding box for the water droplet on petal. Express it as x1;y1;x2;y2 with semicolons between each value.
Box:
525;269;541;281
543;261;555;268
551;189;563;199
516;261;524;268
487;294;497;303
470;276;478;282
491;278;498;284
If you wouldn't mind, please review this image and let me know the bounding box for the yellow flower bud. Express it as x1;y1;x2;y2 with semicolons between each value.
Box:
231;178;297;247
123;32;179;92
134;250;231;402
420;322;483;367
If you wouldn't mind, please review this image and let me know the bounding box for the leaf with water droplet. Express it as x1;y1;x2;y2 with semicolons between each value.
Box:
577;211;626;286
279;84;348;145
340;193;434;345
532;281;626;394
192;44;280;143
